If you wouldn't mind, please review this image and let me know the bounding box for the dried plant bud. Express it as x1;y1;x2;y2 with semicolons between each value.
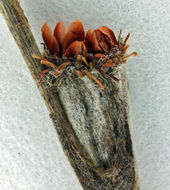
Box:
35;19;138;189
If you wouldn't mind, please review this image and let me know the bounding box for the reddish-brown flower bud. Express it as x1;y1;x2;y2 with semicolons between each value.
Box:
85;26;117;53
98;26;117;47
41;23;59;55
64;41;87;58
95;29;111;52
54;21;67;48
85;29;101;52
62;20;85;53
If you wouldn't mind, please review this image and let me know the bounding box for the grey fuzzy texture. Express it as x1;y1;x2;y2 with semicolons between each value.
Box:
52;65;138;189
57;67;127;172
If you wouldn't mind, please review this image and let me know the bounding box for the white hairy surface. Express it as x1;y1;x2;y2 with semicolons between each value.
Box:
0;0;170;189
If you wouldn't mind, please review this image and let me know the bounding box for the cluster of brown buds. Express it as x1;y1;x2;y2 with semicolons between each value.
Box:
33;20;137;89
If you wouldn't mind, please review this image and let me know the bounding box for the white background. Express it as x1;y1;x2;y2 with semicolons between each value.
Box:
0;0;170;189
